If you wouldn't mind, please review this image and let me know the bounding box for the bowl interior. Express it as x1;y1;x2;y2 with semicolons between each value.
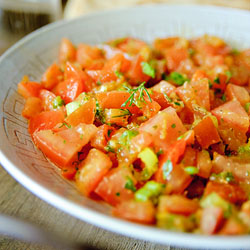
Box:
0;4;250;249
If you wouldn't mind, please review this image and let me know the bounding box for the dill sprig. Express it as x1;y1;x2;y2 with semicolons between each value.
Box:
121;82;152;107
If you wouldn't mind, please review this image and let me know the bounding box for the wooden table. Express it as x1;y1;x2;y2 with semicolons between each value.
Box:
0;166;189;250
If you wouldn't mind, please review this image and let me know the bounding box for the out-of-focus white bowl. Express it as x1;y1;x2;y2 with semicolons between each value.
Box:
0;4;250;249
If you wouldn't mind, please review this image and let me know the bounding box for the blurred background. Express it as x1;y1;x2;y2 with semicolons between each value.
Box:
0;0;250;55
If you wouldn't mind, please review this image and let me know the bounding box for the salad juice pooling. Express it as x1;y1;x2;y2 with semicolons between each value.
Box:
18;35;250;235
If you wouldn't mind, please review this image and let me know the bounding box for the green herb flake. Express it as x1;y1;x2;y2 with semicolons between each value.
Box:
125;177;136;192
221;94;226;102
141;62;155;78
225;71;232;83
119;130;138;146
115;70;123;78
214;76;220;84
231;48;240;55
53;96;65;109
171;123;176;129
163;93;172;102
63;140;66;144
97;81;102;86
167;72;189;86
184;166;199;175
115;192;120;196
174;102;181;106
112;109;131;118
156;149;163;156
245;103;250;113
208;80;213;89
188;48;195;56
162;160;173;180
107;129;113;138
121;82;152;108
59;122;71;129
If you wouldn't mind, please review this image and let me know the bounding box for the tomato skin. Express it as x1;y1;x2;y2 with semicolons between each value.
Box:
95;91;141;114
219;218;247;235
18;81;42;99
113;200;155;224
59;38;76;65
95;167;137;206
193;116;221;149
204;181;247;204
225;83;250;106
39;89;57;111
41;63;63;90
65;98;96;126
22;97;42;119
91;125;115;151
28;109;65;135
211;100;249;133
158;195;199;216
139;107;186;152
76;148;112;196
201;206;224;235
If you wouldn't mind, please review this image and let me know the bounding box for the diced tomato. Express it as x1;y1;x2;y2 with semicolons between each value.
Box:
117;37;147;55
219;218;247;235
95;91;141;114
127;55;150;84
22;97;42;119
190;78;210;111
204;181;247;204
39;89;57;111
76;148;112;196
141;97;161;119
28;109;65;135
18;80;42;99
113;200;155;224
211;73;227;92
61;167;77;180
191;70;208;82
181;147;197;166
151;80;176;95
225;83;250;106
41;63;63;90
181;130;195;145
154;37;180;51
59;38;76;65
139;107;186;152
164;47;188;71
65;98;96;126
103;109;129;127
76;43;104;69
90;125;115;151
193;116;221;148
201;206;224;235
211;100;249;133
197;150;212;179
95;167;137;206
158;195;199;216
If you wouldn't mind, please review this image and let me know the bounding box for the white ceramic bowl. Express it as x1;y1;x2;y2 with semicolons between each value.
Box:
0;4;250;249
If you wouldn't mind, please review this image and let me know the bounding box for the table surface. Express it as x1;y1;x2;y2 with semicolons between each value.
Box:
0;166;194;250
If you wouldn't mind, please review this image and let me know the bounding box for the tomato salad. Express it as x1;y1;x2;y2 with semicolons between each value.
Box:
18;35;250;234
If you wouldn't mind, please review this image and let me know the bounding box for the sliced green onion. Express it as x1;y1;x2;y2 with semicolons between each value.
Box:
184;166;199;175
141;62;155;78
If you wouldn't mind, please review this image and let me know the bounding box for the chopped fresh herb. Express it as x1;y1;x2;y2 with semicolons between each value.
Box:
177;134;184;140
184;166;199;175
210;172;235;183
63;140;66;144
125;177;136;192
121;82;152;107
116;192;120;196
53;96;65;109
105;145;115;153
112;109;131;118
59;122;71;129
141;62;155;78
167;72;189;86
188;48;195;56
107;129;113;138
214;76;220;84
231;48;240;55
97;81;102;86
171;123;176;128
221;94;226;102
162;160;173;180
115;70;123;78
245;102;250;113
156;149;163;156
163;93;172;102
208;80;213;89
225;71;232;83
174;102;181;106
119;130;138;146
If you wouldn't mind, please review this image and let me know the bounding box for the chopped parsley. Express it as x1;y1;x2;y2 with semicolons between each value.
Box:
225;71;232;83
221;94;226;102
184;166;199;175
115;70;123;78
116;192;120;196
107;129;113;138
213;76;220;84
119;130;138;146
156;149;164;156
171;123;176;128
166;72;189;86
112;109;131;118
141;62;155;78
125;177;136;192
163;93;172;102
53;96;65;109
245;102;250;113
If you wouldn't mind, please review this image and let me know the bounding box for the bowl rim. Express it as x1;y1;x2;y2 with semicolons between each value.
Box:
1;4;250;249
